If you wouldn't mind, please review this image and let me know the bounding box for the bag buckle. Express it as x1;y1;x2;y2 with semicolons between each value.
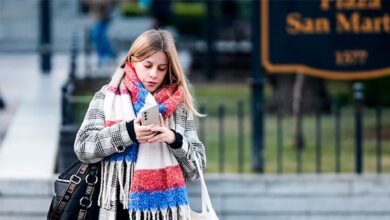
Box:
70;175;81;185
85;174;98;185
80;196;92;208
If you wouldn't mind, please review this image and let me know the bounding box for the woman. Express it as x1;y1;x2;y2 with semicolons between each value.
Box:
74;29;206;220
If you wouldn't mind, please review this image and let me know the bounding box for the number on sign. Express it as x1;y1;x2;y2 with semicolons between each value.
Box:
335;50;368;66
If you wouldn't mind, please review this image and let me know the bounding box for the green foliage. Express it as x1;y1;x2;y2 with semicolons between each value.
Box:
364;76;390;106
119;2;206;37
119;3;148;17
326;77;390;107
173;2;206;18
327;81;353;106
170;2;206;37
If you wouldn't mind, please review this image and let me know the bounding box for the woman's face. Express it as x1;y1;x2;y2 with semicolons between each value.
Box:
132;51;168;93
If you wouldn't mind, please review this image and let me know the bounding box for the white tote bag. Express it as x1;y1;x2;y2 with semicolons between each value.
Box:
190;153;219;220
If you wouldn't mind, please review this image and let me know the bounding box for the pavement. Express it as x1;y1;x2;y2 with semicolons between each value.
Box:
0;53;67;145
0;54;42;147
0;53;69;178
0;97;16;146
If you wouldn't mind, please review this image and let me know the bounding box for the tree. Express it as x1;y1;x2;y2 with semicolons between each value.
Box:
267;74;331;114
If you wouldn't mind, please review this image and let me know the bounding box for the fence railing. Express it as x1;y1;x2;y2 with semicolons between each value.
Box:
196;100;388;174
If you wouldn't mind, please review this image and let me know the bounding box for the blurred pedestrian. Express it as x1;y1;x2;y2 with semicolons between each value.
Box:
74;29;206;220
84;0;116;66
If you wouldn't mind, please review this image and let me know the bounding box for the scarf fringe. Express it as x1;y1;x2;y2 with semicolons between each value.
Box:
99;159;135;210
129;206;190;220
98;161;108;207
123;161;134;209
105;161;116;205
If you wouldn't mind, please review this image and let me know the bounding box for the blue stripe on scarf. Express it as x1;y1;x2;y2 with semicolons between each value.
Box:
129;187;189;211
108;143;138;162
133;82;148;114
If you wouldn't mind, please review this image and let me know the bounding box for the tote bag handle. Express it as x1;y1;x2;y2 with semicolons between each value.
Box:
193;153;217;215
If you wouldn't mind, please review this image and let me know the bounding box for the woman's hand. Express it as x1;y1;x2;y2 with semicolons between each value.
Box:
148;114;176;144
133;117;158;143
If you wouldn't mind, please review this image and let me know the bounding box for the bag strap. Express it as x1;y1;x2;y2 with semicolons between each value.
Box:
193;153;216;214
77;164;100;220
50;163;99;220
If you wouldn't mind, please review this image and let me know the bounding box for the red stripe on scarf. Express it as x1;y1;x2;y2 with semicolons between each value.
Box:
107;86;130;95
123;74;140;104
105;120;123;127
130;165;186;192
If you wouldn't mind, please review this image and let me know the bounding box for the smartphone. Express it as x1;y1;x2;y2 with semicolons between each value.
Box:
140;104;160;126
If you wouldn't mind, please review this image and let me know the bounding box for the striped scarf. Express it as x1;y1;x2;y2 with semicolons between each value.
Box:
99;62;190;219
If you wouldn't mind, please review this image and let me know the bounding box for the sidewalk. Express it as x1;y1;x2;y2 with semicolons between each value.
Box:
0;53;68;178
0;54;37;146
0;53;68;145
0;100;16;146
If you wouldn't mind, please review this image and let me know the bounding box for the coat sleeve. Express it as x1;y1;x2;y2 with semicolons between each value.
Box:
74;86;135;163
170;104;206;182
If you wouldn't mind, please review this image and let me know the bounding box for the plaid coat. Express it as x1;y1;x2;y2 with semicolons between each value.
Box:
74;85;206;219
74;85;206;183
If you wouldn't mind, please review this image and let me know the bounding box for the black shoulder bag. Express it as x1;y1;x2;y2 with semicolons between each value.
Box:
47;161;101;220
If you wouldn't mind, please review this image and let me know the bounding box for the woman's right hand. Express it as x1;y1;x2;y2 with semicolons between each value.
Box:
133;117;157;143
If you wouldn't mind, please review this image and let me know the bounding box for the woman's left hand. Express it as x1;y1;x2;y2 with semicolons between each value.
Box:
148;114;176;144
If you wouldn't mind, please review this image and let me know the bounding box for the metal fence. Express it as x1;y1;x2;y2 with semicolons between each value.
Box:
195;100;389;174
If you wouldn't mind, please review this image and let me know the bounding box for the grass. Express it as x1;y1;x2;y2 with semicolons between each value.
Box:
72;83;390;173
193;83;390;174
194;104;390;174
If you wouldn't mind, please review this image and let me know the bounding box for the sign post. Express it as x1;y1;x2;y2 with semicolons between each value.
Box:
39;0;52;73
354;82;364;174
252;0;265;172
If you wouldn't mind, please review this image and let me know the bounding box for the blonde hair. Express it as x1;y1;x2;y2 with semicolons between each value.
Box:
126;29;202;117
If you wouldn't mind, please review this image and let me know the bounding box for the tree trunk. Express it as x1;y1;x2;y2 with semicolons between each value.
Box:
267;74;331;114
293;74;305;150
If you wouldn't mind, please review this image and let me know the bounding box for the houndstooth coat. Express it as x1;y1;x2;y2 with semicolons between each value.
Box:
74;85;206;219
